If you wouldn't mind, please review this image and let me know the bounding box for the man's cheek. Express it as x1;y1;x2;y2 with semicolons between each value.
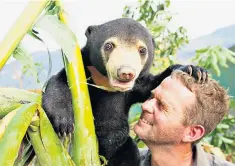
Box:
154;112;164;124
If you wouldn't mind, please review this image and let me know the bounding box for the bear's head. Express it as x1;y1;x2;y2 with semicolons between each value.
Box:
83;18;155;92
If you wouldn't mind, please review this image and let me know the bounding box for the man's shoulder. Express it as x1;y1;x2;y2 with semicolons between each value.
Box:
195;143;235;166
138;144;235;166
206;152;235;166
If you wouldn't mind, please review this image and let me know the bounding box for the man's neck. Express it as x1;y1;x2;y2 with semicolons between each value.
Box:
150;143;193;166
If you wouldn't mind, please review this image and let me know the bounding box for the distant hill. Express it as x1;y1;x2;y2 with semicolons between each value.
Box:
177;24;235;63
0;50;64;90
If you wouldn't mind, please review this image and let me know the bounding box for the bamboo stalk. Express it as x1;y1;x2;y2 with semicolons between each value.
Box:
56;1;101;165
0;1;49;70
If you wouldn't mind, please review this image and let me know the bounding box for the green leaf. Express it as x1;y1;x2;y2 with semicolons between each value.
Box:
195;47;210;54
224;51;235;64
45;1;61;16
0;88;41;118
29;29;53;92
137;141;147;148
165;0;170;7
230;99;235;109
0;108;18;141
223;47;235;56
217;123;229;129
215;50;228;68
210;51;221;76
34;15;77;63
13;42;40;83
220;137;234;145
0;1;49;70
28;106;75;166
0;103;37;165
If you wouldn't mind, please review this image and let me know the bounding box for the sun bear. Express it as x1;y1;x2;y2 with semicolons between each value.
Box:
42;18;207;166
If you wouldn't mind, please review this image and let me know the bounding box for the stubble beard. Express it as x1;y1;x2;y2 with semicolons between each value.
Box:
141;127;184;146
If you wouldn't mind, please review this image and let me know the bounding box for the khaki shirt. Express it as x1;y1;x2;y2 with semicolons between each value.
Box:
139;143;235;166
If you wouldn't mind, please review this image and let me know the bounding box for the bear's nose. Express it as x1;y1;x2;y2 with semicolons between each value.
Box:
117;66;136;82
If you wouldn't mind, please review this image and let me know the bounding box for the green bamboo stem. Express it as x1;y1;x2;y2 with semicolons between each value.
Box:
56;1;101;165
0;1;49;70
63;56;101;166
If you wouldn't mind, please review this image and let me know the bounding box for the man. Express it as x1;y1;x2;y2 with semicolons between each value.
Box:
134;70;234;166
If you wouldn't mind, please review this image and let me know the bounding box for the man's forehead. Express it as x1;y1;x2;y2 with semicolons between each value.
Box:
151;76;180;95
160;76;195;99
161;76;181;89
158;76;196;110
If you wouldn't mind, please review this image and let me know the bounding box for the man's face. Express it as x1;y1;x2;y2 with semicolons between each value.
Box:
134;76;196;145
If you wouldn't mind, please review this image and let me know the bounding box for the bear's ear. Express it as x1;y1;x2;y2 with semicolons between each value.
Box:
152;37;156;49
85;25;96;37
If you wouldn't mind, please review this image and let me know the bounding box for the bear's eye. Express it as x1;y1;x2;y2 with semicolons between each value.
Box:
104;42;114;51
139;47;147;56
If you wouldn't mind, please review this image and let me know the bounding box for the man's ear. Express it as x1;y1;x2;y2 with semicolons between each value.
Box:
182;125;205;143
85;25;97;37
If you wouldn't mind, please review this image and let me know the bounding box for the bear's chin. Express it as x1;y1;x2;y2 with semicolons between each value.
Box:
109;79;135;92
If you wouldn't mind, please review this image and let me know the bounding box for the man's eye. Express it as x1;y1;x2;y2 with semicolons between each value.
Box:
158;101;166;111
157;101;162;109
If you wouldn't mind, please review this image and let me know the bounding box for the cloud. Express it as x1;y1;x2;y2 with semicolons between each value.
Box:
169;0;235;39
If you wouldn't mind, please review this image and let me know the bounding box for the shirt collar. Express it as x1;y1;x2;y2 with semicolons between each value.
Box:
193;143;210;166
139;143;211;166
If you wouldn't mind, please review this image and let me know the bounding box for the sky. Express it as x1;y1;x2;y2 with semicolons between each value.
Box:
0;0;235;53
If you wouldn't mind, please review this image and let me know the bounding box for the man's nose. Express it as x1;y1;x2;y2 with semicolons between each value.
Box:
141;99;155;113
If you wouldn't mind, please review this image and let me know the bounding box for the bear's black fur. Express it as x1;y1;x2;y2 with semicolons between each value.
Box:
42;18;206;166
